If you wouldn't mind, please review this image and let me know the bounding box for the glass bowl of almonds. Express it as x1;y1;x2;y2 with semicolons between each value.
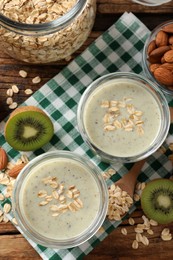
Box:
143;20;173;95
12;151;108;248
77;72;170;164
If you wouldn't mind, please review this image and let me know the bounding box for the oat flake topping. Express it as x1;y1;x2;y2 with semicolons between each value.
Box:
101;97;144;135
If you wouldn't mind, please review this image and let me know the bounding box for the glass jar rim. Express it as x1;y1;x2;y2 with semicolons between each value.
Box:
77;72;170;163
0;0;87;35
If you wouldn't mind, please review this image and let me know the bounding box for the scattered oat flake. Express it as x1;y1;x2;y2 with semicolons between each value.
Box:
21;154;29;164
32;76;41;84
25;89;33;95
141;182;146;190
135;182;141;191
150;219;158;226
19;70;27;78
98;227;105;233
6;97;13;105
12;84;19;93
134;227;143;234
161;233;172;241
147;229;154;235
9;102;18;110
121;228;127;235
128;217;135;225
0;177;10;185
137;223;145;229
12;218;18;225
141;235;149;246
133;193;140;201
3;203;11;214
136;233;143;242
6;88;13;97
132;240;138;249
161;228;170;236
107;168;116;175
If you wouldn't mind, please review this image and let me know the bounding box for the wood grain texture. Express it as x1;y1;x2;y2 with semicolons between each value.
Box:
0;0;173;259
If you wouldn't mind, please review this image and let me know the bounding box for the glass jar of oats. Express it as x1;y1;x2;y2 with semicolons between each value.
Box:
0;0;96;64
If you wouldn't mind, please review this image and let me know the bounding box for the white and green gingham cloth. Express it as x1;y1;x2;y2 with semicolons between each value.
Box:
0;12;173;260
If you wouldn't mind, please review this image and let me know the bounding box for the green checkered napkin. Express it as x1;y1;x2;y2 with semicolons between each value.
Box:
0;12;173;260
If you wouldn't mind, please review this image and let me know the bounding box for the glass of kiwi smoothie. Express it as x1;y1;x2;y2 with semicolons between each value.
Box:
12;151;108;248
77;72;170;164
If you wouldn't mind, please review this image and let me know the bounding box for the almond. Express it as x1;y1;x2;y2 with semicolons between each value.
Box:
164;49;173;63
148;55;161;64
161;56;166;64
147;40;156;55
162;24;173;34
155;30;168;47
0;147;8;170
169;35;173;45
154;67;173;86
8;163;27;178
149;63;160;73
149;46;171;59
160;62;173;71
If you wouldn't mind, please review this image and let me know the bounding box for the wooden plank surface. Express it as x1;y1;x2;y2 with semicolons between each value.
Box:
0;0;173;259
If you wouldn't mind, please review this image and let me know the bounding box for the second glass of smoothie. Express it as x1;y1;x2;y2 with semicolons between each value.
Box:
77;72;170;163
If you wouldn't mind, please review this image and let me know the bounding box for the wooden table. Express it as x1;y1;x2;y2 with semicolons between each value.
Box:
0;1;173;259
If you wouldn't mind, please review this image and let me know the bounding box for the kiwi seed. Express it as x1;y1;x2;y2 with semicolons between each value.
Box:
5;106;54;151
141;178;173;224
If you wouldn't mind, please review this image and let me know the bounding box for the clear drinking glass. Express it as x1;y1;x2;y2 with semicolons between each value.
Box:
12;151;108;248
77;72;170;164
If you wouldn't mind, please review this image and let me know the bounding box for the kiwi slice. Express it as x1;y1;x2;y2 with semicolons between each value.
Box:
5;106;54;151
141;179;173;224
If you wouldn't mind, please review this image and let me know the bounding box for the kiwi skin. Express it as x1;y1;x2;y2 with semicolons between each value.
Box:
7;106;45;118
4;106;54;151
141;178;173;224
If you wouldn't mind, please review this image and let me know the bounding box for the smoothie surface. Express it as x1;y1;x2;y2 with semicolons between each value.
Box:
20;158;101;240
83;79;161;157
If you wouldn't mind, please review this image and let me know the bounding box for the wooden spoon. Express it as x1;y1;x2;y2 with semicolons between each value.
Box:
115;159;146;198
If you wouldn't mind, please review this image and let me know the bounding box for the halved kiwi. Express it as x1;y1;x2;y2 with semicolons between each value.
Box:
141;179;173;224
5;106;54;151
